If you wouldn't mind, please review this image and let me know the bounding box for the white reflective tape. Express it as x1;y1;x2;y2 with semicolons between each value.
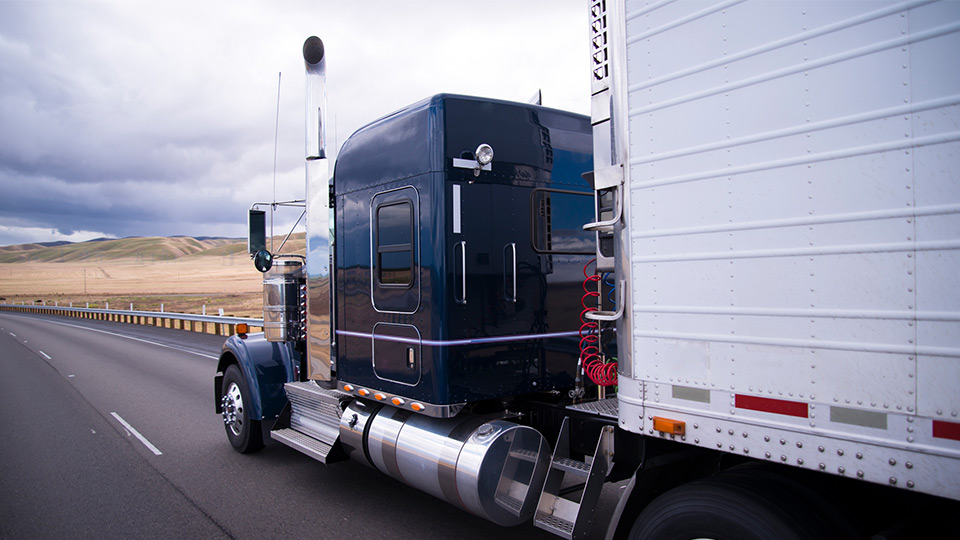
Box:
453;184;462;234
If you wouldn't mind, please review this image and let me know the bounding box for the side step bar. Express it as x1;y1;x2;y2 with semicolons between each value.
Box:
535;418;615;540
271;381;350;464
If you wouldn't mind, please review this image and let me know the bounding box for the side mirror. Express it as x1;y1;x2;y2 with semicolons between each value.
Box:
253;249;273;273
248;209;266;255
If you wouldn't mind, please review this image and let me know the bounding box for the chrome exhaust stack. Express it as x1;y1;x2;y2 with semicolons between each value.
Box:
303;36;333;381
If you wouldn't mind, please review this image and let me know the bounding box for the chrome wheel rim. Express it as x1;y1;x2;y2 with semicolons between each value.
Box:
222;381;245;437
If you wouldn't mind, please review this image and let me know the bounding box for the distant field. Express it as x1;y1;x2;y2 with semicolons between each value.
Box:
0;234;306;318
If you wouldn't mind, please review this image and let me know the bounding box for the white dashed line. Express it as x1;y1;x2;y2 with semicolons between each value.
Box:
110;412;163;456
39;351;51;360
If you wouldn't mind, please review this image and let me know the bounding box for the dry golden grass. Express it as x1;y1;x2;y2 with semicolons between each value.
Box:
0;234;306;318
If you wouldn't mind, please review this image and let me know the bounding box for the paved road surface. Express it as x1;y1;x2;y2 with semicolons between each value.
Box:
0;311;623;539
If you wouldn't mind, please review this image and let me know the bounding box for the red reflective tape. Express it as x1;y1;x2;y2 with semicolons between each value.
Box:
735;394;808;418
933;420;960;441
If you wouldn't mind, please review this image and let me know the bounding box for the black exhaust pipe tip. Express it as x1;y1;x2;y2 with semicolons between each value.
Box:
303;36;324;65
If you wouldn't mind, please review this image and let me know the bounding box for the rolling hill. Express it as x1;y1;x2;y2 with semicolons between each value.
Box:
0;234;306;264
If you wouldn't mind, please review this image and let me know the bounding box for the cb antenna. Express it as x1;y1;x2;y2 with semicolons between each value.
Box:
271;71;281;252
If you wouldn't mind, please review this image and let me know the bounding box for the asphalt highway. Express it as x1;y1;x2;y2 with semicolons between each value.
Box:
0;311;623;540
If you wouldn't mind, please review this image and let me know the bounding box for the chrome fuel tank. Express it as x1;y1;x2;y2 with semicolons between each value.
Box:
339;401;550;526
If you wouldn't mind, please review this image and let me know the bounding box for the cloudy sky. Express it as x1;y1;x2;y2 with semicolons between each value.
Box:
0;0;591;247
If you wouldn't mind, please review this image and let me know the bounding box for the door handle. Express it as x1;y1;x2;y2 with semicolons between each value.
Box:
503;243;517;303
455;241;467;305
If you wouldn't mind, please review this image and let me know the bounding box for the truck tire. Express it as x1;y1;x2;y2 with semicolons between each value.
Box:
627;473;829;540
221;364;264;454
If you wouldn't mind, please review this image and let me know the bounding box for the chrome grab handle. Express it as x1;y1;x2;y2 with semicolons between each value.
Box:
503;243;517;303
582;184;622;232
455;241;467;305
585;279;625;321
582;164;624;232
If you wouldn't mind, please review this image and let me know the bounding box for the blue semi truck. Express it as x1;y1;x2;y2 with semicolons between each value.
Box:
216;1;960;536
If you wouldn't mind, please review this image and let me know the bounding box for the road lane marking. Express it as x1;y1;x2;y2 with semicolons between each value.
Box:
110;412;163;456
39;351;51;360
9;332;16;337
42;319;218;359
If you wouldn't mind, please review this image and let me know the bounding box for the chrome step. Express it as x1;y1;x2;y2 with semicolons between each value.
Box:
271;381;350;464
552;457;591;478
534;418;614;540
536;513;575;538
271;428;336;463
566;397;618;419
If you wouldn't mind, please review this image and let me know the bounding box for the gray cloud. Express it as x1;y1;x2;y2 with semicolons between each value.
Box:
0;0;589;246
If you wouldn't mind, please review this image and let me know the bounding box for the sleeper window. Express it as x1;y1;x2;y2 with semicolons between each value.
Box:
376;201;413;286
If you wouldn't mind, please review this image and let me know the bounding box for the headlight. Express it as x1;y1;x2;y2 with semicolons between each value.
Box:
475;143;494;166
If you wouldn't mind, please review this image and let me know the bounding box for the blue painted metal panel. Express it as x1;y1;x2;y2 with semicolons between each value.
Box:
218;333;299;421
334;94;594;406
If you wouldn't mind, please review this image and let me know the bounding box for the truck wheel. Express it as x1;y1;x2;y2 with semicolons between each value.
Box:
221;364;264;453
628;475;821;540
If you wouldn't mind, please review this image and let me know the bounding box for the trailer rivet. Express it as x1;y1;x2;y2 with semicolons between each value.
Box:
857;471;864;478
742;432;748;438
728;429;735;436
716;427;722;433
907;480;915;488
717;443;723;448
780;438;786;445
780;455;787;462
889;458;897;466
819;463;826;470
729;445;735;451
856;452;862;460
743;448;749;454
837;449;844;456
764;436;770;442
694;438;700;444
693;423;699;429
818;446;825;452
796;442;803;448
889;477;897;485
905;462;913;469
838;467;845;474
765;452;771;459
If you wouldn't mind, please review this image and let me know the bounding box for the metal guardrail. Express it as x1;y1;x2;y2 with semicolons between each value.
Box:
0;304;264;337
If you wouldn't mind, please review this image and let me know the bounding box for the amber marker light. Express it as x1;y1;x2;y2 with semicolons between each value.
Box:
236;323;248;335
391;397;405;406
343;384;354;392
411;403;425;412
374;393;386;401
653;416;686;436
358;389;369;397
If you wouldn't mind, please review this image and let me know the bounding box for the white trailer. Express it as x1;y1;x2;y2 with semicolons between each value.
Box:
585;0;960;535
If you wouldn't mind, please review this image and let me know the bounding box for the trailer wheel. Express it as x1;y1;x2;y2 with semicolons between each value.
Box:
627;473;828;540
221;364;264;453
